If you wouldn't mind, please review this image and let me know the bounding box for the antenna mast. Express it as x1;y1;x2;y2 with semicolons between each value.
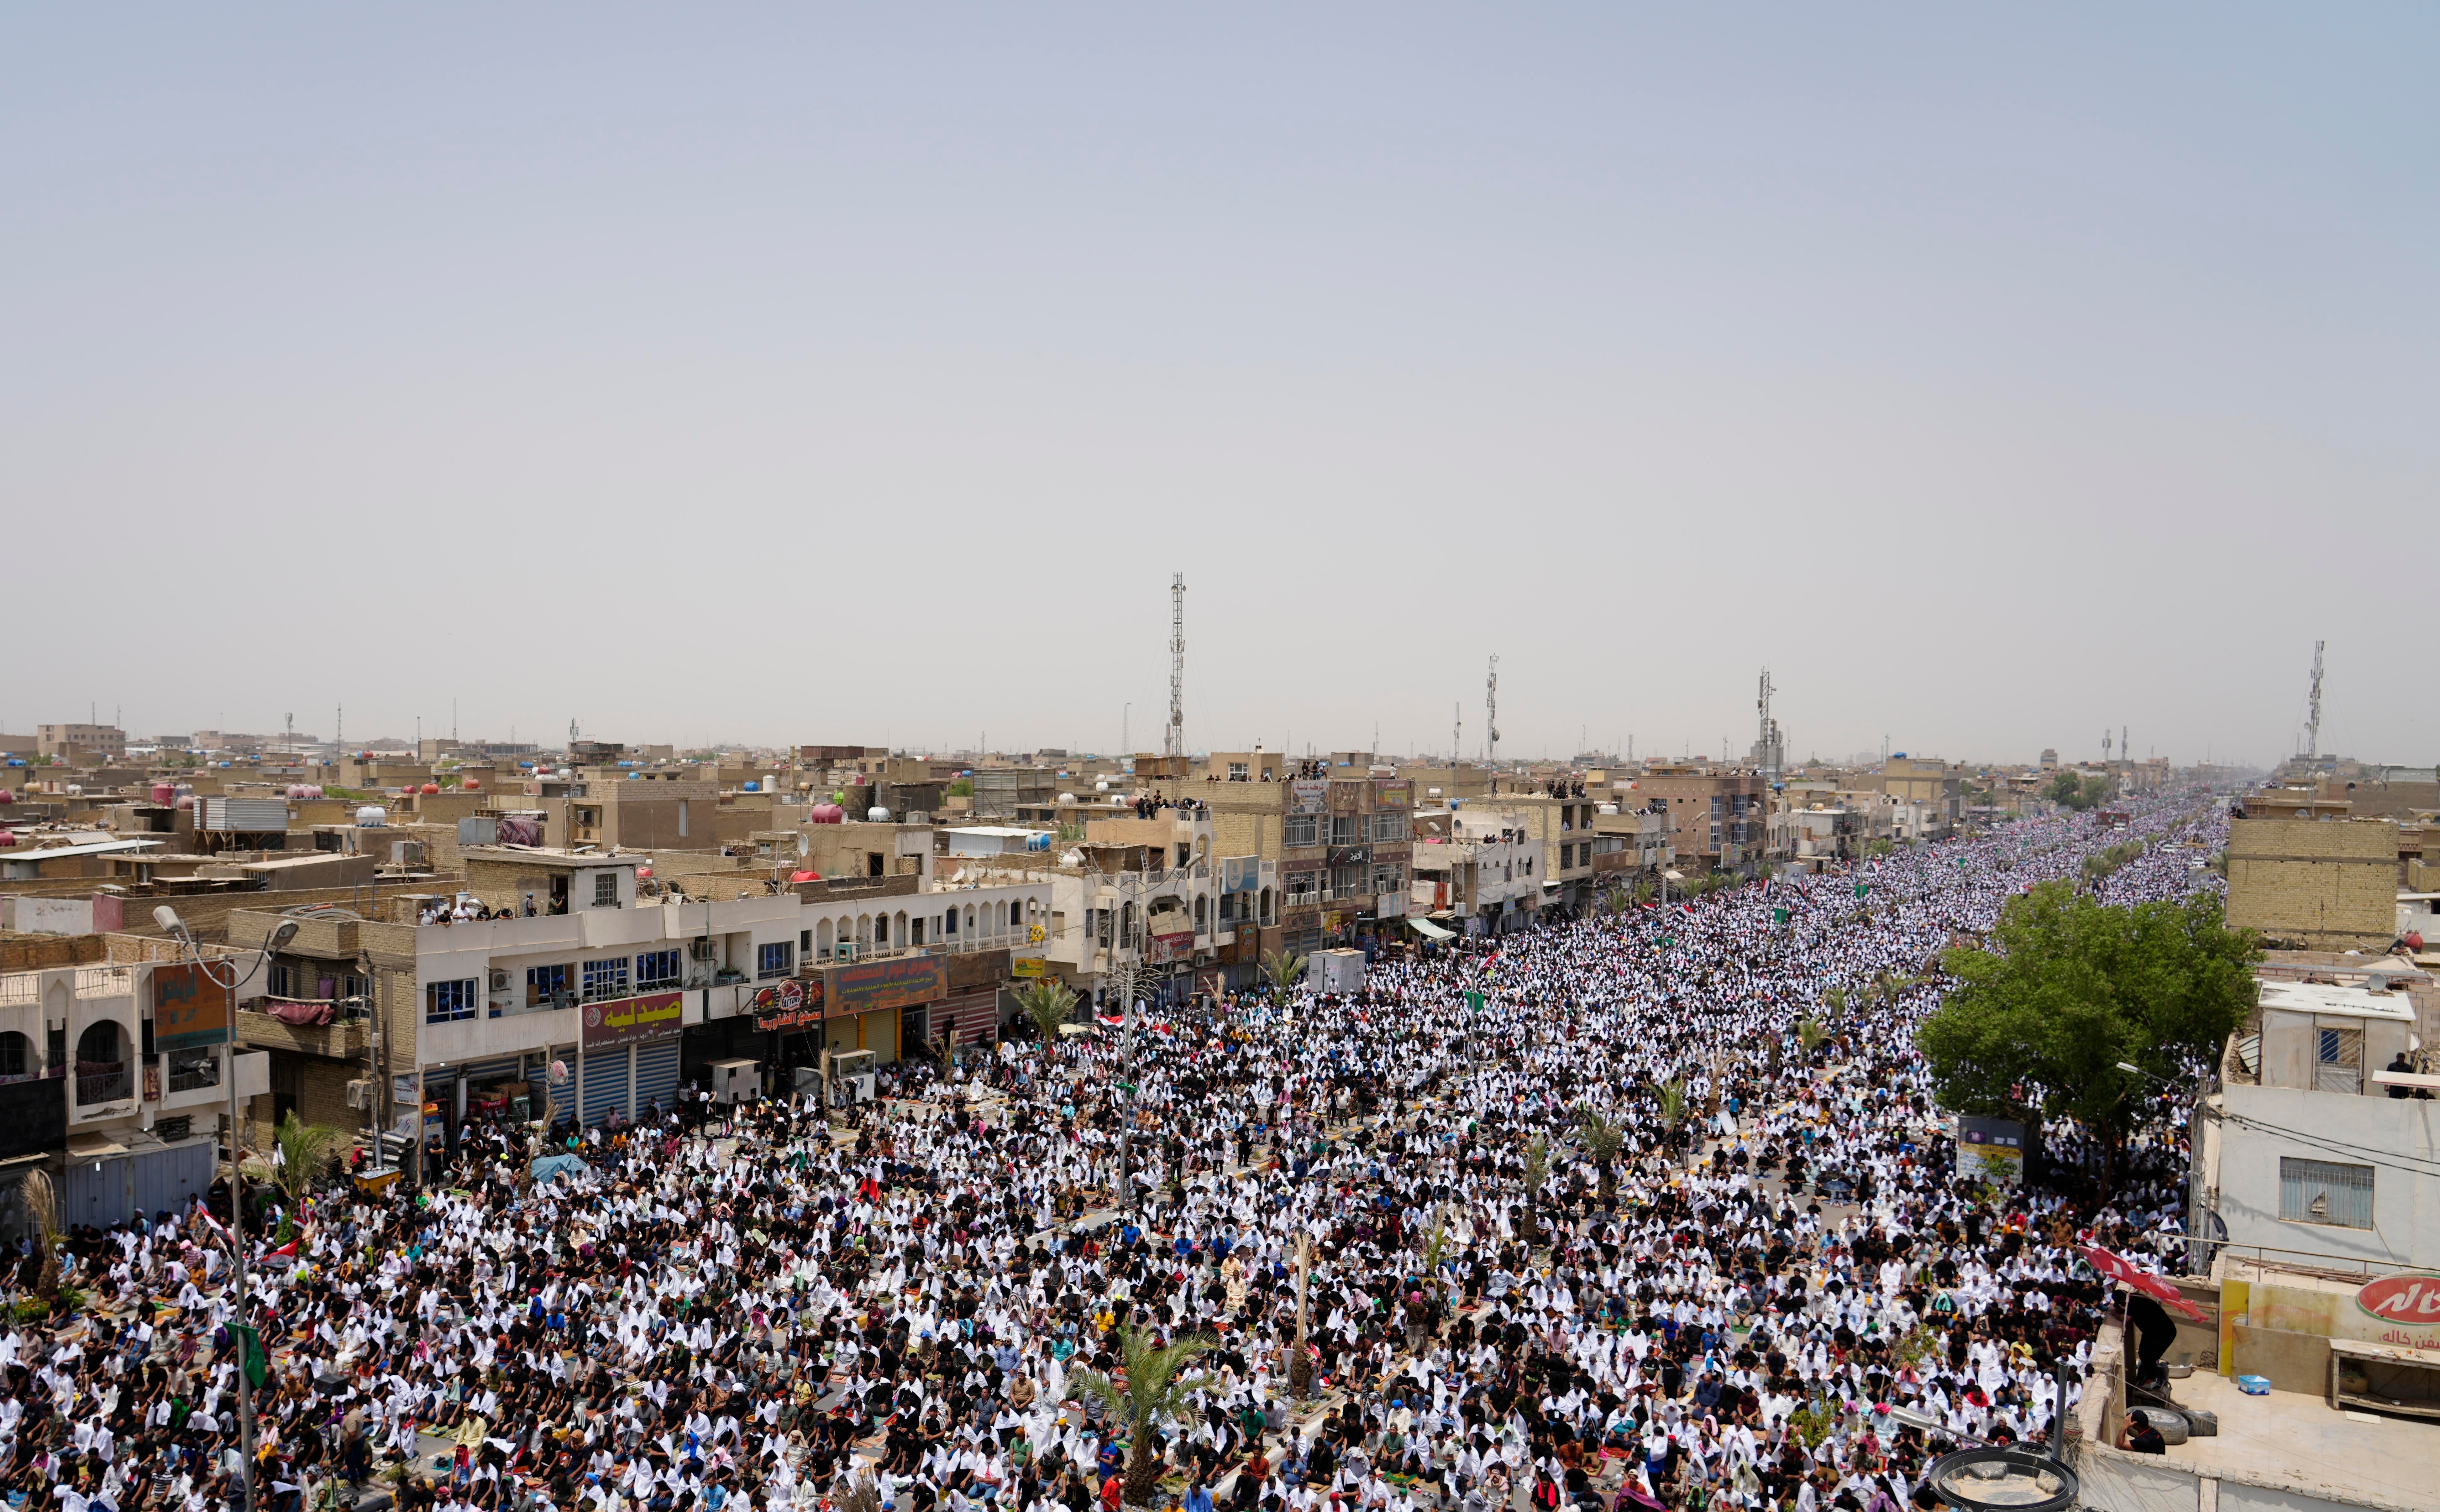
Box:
2306;640;2325;759
1166;573;1186;759
1755;667;1784;790
1453;702;1461;763
1484;655;1500;765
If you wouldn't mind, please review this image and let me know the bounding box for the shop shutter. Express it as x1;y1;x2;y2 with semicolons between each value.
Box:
581;1045;632;1125
634;1038;681;1118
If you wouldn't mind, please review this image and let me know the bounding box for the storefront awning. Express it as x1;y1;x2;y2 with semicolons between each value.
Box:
1406;916;1457;942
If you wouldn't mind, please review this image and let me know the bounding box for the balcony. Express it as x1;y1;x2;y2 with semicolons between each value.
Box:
238;1005;370;1060
75;1061;129;1107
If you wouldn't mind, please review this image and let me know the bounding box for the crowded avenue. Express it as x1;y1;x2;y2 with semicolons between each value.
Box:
5;797;2228;1512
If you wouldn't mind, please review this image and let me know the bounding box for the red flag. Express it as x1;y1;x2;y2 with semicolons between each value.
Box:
2079;1245;2208;1322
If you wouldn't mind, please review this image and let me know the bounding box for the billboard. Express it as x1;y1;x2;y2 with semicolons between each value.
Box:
581;990;685;1049
753;977;819;1033
1289;779;1329;815
826;954;946;1015
1146;931;1196;965
153;962;236;1053
1220;856;1262;895
1956;1115;2026;1187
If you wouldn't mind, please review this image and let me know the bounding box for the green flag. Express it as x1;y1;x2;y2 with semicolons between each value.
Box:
234;1322;266;1389
1464;990;1484;1014
1772;907;1788;925
1854;882;1869;899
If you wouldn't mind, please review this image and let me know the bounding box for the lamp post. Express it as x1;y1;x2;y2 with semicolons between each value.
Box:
154;904;296;1509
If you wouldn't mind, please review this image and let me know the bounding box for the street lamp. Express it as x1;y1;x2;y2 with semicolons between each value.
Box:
154;904;295;1509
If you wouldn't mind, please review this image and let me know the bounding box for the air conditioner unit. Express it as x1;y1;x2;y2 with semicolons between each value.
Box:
345;1079;372;1110
489;969;510;991
687;939;717;961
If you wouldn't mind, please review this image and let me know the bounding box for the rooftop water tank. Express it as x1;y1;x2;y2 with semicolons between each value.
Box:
356;805;388;827
810;803;845;824
1095;779;1109;792
152;784;176;805
742;780;759;792
1057;793;1077;806
868;806;891;823
421;782;440;795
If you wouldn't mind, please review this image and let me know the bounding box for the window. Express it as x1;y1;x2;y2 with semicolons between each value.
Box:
1284;815;1319;848
2280;1158;2373;1229
165;1046;220;1092
1370;812;1409;843
425;979;479;1024
758;941;795;979
0;1031;28;1081
1286;872;1320;904
2316;1027;2364;1095
636;949;681;991
268;961;298;999
1330;815;1360;847
1228;762;1248;781
592;872;620;907
526;963;569;1007
1330;864;1365;894
1561;844;1574;870
581;957;630;1002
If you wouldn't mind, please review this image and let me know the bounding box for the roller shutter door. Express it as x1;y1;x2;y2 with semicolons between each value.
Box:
132;1140;215;1221
634;1038;681;1118
581;1045;631;1125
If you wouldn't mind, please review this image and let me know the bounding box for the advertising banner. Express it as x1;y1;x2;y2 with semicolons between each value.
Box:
1289;779;1328;815
153;962;236;1052
1956;1115;2026;1187
826;954;946;1015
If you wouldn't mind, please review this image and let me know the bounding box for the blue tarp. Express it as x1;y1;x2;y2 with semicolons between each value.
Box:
528;1154;591;1184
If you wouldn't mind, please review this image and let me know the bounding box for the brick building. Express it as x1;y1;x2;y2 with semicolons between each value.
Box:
2225;817;2401;950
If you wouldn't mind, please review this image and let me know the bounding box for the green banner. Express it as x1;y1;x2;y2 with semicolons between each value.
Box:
234;1322;266;1388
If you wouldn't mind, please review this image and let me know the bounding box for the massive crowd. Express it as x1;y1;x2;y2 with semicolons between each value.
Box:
2;796;2230;1512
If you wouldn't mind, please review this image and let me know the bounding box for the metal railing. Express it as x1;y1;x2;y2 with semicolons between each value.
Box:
166;1058;220;1093
76;1062;130;1106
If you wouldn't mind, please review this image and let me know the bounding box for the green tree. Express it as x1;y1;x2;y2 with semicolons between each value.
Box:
1260;948;1307;1003
1519;1135;1551;1242
1916;881;2258;1188
273;1110;346;1214
1014;977;1078;1050
1068;1323;1216;1506
946;777;975;798
1575;1106;1627;1202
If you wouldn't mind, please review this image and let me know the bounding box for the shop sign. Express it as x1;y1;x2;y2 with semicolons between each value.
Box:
1012;957;1053;978
2356;1274;2440;1325
1146;931;1196;965
1289;779;1329;815
582;990;685;1049
754;977;821;1031
154;962;236;1052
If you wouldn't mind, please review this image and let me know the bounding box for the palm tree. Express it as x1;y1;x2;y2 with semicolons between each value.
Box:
1602;887;1630;917
1575;1107;1626;1203
18;1168;59;1298
1796;1014;1827;1059
1261;948;1307;1004
1069;1322;1216;1506
273;1111;345;1216
1015;977;1079;1052
1654;1079;1687;1166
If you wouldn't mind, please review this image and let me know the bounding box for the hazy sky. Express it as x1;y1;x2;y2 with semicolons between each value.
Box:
7;8;2432;768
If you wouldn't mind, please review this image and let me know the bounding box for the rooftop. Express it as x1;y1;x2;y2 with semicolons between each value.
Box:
2256;978;2416;1023
2159;1369;2431;1509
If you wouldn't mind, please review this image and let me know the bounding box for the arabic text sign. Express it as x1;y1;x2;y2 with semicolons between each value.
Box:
581;991;685;1049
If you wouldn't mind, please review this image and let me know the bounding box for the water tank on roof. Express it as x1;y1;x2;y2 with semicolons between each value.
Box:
1095;780;1109;792
356;805;388;827
742;780;759;792
1426;787;1442;799
65;784;81;796
868;806;891;823
810;803;845;824
1057;793;1077;806
1026;833;1052;851
421;782;440;795
152;784;176;805
1598;803;1618;814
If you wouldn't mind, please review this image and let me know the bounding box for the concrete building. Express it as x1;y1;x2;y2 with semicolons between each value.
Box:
224;850;1050;1169
1410;810;1539;935
0;932;268;1234
2195;967;2439;1273
1875;756;1962;834
37;723;126;760
2226;817;2401;950
1634;769;1769;875
1467;786;1601;913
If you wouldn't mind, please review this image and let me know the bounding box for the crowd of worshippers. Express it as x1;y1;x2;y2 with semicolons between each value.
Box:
0;793;2224;1512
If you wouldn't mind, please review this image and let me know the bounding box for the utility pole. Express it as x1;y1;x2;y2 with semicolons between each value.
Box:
1452;702;1461;765
1166;573;1186;759
2306;641;2325;759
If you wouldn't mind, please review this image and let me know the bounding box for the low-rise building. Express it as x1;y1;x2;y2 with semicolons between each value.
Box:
2225;817;2401;950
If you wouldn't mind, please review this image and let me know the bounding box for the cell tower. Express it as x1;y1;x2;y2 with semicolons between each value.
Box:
1755;668;1785;789
1484;655;1500;764
2305;640;2325;759
1163;573;1187;758
1452;702;1462;763
2103;730;2112;762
